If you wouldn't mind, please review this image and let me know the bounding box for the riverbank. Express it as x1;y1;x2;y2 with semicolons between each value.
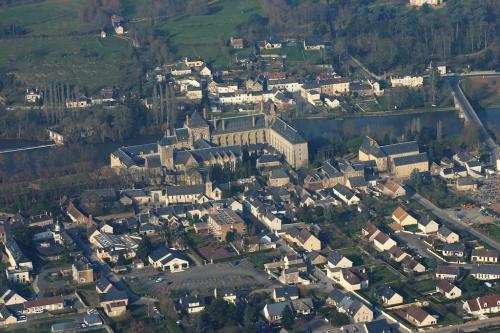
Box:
289;106;456;120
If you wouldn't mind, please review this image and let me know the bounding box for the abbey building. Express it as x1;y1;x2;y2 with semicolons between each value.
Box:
110;112;308;183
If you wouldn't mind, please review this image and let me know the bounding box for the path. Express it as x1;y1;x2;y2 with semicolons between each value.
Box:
0;143;56;154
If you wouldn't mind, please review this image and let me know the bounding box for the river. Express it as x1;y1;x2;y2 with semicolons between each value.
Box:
294;108;500;141
0;108;498;156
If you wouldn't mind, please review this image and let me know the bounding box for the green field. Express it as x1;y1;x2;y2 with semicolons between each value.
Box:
152;0;261;64
0;36;136;89
0;0;94;35
0;0;263;90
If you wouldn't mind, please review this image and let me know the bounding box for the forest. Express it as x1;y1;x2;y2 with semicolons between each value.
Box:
256;0;499;73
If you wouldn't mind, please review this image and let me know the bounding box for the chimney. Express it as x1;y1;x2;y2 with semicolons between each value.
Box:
222;119;225;131
252;115;256;127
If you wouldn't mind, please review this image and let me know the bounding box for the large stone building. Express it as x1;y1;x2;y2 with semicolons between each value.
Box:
111;112;308;182
359;136;428;178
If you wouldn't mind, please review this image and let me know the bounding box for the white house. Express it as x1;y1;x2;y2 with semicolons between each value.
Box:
148;247;189;272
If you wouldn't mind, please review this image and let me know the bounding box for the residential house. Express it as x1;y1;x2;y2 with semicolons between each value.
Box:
263;301;291;323
184;57;204;68
0;305;17;326
418;218;439;234
404;306;436;327
332;184;360;206
178;296;205;314
303;38;325;50
362;222;380;241
471;248;499;264
96;277;113;294
401;256;426;273
214;288;244;304
230;37;244;49
260;212;282;232
441;243;466;258
148;247;190;272
390;76;424;88
72;257;94;284
291;297;314;316
0;288;27;306
470;264;500;281
327;289;373;323
306;251;327;266
410;0;441;7
387;246;409;262
437;227;460;244
377;180;406;198
22;296;64;314
327;251;353;269
285;227;321;252
392;207;417;227
373;232;397;252
6;267;30;284
436;280;462;300
436;265;461;280
99;289;129;317
377;286;403;307
273;286;300;302
463;294;500;316
326;267;369;291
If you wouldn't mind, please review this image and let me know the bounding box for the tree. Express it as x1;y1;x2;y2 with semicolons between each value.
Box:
225;230;236;243
281;305;295;329
204;298;237;329
137;236;153;262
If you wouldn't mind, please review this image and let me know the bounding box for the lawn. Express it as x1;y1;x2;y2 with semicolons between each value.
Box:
413;279;436;294
368;266;400;290
426;302;463;325
476;222;500;243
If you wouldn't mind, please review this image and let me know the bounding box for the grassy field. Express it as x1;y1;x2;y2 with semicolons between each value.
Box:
152;0;261;65
0;0;94;35
0;35;136;90
0;0;262;90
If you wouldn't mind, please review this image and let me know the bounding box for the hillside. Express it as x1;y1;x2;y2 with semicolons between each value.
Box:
0;0;262;92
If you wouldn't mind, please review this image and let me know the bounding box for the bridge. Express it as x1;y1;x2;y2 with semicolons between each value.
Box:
446;73;500;163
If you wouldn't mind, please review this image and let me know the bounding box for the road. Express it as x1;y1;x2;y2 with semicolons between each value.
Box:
427;316;500;333
66;228;139;302
449;78;500;162
412;193;500;251
0;143;56;154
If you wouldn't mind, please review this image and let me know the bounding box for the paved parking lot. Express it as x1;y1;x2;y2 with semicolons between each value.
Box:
127;260;275;294
446;207;497;225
